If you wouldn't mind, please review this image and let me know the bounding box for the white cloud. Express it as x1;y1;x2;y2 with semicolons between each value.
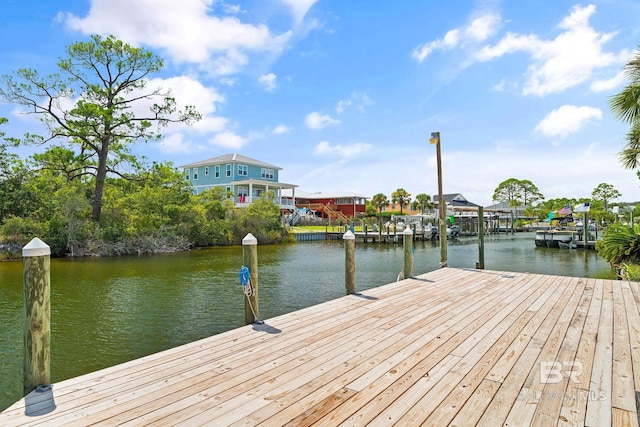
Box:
465;13;501;42
258;73;277;92
314;140;372;158
305;112;341;130
590;70;627;92
474;33;541;62
412;13;500;62
221;3;243;14
273;124;292;134
335;92;372;113
535;105;603;138
279;0;318;25
474;5;623;97
208;131;247;148
145;76;228;134
158;133;205;154
335;99;352;114
61;0;292;72
200;48;250;76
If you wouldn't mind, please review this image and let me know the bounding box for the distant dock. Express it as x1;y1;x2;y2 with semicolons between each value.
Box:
295;229;429;243
2;268;638;426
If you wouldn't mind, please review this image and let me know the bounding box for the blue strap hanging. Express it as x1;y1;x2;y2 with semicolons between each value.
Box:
239;266;250;286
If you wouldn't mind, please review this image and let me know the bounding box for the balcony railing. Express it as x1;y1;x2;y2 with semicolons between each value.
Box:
234;196;295;207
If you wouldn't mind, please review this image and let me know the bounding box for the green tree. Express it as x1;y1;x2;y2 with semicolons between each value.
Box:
493;178;543;207
0;118;37;222
391;188;411;214
591;182;621;212
540;198;579;211
610;45;640;169
519;179;544;206
0;35;201;221
233;193;286;244
371;193;389;213
493;178;522;206
412;193;433;213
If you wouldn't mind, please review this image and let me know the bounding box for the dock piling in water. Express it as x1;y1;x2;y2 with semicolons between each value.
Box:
242;233;259;325
477;206;485;269
403;227;413;279
22;237;51;396
344;230;356;294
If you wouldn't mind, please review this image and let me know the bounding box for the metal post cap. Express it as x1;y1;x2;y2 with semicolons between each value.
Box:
242;233;258;245
22;238;51;257
343;230;355;240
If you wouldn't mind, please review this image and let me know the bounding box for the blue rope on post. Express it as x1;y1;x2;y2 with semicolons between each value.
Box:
239;266;250;286
239;266;261;323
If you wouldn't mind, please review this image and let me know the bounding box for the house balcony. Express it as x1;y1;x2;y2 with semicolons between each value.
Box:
234;196;296;210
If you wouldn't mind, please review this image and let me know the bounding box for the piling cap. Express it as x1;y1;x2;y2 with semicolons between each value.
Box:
343;230;355;240
22;237;51;257
403;227;414;235
242;233;258;245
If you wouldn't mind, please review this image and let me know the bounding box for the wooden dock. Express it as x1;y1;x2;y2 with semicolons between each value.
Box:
2;268;639;426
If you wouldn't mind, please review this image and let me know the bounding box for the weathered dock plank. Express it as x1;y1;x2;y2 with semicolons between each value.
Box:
1;268;639;426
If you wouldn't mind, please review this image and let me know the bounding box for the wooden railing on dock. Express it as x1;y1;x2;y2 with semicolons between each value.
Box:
2;268;639;426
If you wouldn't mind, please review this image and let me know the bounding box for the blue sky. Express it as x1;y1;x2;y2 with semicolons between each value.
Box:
1;0;640;206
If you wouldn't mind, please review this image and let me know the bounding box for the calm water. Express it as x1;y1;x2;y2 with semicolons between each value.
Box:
0;232;612;411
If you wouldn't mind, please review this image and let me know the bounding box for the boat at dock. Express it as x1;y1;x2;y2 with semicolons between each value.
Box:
534;229;576;248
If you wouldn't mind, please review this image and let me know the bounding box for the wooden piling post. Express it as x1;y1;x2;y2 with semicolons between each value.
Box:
583;212;588;249
477;206;485;269
242;233;259;325
22;237;51;396
344;230;356;294
403;227;413;279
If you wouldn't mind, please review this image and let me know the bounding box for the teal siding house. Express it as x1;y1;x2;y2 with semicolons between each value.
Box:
180;153;298;209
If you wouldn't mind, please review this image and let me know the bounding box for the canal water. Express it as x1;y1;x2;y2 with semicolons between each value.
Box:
0;232;612;411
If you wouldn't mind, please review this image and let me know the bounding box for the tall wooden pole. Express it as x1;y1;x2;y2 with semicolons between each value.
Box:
22;237;51;396
403;227;413;279
431;132;447;267
583;212;588;249
477;206;485;269
242;233;259;325
344;230;356;294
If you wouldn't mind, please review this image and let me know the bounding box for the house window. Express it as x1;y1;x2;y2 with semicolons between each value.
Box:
238;164;248;176
185;168;190;180
193;168;198;180
226;164;232;177
261;168;274;180
204;167;209;176
226;186;232;198
215;165;220;178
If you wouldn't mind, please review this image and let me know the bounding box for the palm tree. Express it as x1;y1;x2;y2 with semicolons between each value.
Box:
413;193;433;213
610;46;640;169
371;193;389;213
391;188;411;214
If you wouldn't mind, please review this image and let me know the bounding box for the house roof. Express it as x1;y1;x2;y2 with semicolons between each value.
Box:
180;153;282;170
485;201;527;211
433;193;480;208
282;189;369;200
